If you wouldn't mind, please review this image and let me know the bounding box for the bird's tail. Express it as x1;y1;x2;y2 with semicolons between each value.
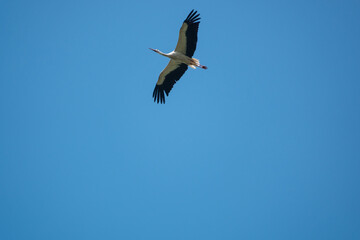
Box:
190;58;207;70
191;58;200;65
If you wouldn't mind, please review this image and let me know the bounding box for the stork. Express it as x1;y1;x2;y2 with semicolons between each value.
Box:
150;10;207;104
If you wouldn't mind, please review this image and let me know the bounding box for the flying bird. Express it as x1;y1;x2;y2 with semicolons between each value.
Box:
150;10;207;104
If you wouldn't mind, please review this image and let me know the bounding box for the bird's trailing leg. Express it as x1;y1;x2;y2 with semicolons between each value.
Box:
190;58;208;70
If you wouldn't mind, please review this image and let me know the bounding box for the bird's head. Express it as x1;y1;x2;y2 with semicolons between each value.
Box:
149;48;159;53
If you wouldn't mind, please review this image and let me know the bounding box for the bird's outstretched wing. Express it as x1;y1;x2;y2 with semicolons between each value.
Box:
174;10;201;57
153;60;188;104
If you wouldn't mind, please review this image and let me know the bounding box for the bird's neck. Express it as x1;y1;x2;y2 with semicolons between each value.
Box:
157;50;169;57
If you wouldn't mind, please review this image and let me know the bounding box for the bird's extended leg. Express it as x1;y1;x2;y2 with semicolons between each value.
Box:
199;64;207;69
190;58;208;69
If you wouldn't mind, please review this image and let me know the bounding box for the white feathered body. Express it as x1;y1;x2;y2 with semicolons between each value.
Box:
166;51;199;69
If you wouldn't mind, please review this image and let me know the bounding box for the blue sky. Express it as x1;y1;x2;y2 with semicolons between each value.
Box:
1;0;360;239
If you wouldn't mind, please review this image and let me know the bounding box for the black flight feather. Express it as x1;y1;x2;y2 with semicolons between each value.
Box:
184;10;200;57
152;63;188;104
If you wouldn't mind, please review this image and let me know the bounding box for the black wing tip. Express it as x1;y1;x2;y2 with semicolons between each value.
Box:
153;84;166;104
184;9;200;24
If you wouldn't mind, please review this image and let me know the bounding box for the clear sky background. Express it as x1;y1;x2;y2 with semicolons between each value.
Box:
1;0;360;239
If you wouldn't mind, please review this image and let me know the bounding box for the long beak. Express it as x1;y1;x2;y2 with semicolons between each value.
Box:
149;48;155;52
